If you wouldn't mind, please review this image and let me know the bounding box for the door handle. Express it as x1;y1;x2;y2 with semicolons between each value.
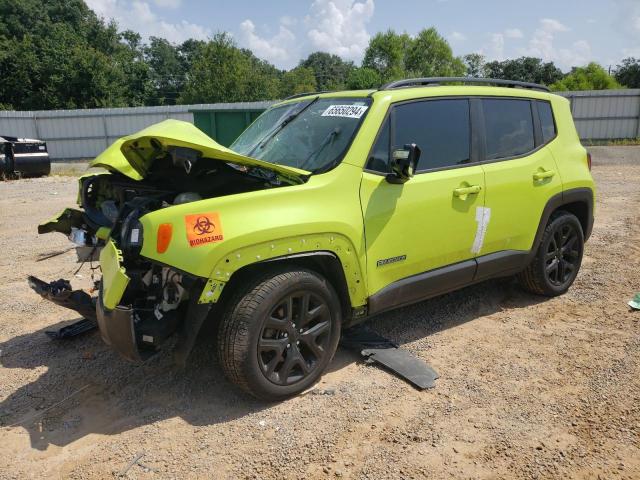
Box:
453;185;482;198
533;169;555;180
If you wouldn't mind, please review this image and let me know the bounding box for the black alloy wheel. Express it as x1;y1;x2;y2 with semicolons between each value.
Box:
258;291;332;386
544;223;581;287
518;211;584;296
217;268;341;400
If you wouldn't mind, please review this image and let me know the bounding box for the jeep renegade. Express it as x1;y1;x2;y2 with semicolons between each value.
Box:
35;77;595;400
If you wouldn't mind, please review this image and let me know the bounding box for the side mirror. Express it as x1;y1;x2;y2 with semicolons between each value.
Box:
386;143;421;184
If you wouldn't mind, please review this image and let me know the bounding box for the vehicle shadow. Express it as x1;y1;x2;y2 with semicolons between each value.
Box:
0;276;545;450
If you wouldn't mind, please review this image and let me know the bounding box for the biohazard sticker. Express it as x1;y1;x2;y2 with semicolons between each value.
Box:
321;105;368;118
185;212;224;247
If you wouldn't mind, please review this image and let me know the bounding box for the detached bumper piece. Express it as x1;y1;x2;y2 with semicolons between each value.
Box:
96;293;155;363
27;276;96;320
341;326;439;390
45;318;97;340
27;276;98;339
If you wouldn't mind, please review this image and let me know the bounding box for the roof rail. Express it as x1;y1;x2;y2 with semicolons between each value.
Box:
380;77;550;92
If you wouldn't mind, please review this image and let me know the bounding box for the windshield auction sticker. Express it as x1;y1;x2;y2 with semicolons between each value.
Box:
321;105;368;119
185;212;224;247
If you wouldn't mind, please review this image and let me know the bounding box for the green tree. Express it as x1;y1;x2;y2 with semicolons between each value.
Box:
117;30;152;106
145;37;186;105
279;67;317;97
405;28;465;77
362;30;411;82
299;51;354;91
615;57;640;88
463;53;486;78
484;57;563;85
346;67;381;89
180;33;281;104
363;28;464;83
0;0;151;109
551;62;621;91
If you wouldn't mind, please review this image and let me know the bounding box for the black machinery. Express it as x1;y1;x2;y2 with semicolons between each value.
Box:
0;135;51;178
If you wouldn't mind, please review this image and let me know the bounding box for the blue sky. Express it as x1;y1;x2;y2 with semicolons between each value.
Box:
86;0;640;71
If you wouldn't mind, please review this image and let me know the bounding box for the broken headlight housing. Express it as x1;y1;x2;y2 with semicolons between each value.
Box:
119;209;144;256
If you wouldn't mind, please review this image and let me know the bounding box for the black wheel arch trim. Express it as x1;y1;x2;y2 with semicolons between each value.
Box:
226;250;354;325
528;187;594;260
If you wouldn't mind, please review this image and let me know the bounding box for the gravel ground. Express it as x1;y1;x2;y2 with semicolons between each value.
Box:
0;146;639;479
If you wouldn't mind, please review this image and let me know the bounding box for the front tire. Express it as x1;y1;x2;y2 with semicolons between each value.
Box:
518;211;584;296
217;268;341;400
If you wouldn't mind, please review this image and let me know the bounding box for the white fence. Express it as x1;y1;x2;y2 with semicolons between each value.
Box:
563;89;640;140
0;102;274;161
0;91;638;161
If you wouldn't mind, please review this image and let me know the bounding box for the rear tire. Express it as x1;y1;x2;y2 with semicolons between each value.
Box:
518;211;584;296
217;267;341;400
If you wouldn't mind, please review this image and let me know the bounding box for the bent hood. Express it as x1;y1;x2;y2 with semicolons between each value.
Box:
90;119;309;183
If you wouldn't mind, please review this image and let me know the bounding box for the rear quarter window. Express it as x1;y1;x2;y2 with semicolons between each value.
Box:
538;101;557;143
482;99;535;160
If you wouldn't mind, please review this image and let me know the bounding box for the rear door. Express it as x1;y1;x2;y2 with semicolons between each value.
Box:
360;98;485;302
476;98;563;278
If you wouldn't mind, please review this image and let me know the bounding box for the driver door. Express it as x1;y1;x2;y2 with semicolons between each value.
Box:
360;98;485;310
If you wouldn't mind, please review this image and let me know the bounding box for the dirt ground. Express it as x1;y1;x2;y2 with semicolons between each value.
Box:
0;146;639;479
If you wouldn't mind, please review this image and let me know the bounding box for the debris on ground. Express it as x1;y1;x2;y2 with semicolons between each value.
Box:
27;275;96;321
341;325;439;390
311;387;336;396
45;318;97;340
628;293;640;310
116;451;145;477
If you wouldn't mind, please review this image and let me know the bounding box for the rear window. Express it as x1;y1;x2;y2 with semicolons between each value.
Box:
538;101;556;143
482;99;535;160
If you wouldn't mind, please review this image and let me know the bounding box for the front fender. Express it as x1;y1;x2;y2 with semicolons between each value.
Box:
196;234;367;307
137;162;367;306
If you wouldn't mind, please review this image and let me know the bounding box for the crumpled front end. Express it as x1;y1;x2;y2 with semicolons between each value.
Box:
94;237;197;362
31;119;304;363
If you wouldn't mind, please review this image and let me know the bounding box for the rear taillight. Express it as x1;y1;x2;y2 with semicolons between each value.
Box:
157;223;173;253
587;152;592;171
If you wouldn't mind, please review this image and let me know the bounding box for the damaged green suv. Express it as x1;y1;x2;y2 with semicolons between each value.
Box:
33;78;595;400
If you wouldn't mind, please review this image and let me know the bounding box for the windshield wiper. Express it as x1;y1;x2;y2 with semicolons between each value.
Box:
247;97;319;157
299;127;341;171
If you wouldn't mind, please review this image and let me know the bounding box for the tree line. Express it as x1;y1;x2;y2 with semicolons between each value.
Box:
1;0;639;111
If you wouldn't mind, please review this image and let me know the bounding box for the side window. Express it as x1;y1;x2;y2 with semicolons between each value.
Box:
366;117;390;172
482;99;535;160
537;101;556;143
393;99;470;170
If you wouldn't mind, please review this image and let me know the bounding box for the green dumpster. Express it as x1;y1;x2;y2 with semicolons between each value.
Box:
192;104;272;146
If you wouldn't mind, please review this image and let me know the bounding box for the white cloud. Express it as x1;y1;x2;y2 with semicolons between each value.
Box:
613;0;640;59
479;28;522;60
504;28;523;39
239;19;297;67
520;18;590;70
306;0;375;61
539;18;570;33
153;0;181;8
280;15;297;27
85;0;209;43
486;33;505;60
614;0;640;37
449;31;466;42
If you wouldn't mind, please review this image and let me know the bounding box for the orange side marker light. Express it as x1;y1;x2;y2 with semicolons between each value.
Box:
157;223;173;253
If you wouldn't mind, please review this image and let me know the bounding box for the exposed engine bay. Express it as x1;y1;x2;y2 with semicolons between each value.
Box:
30;145;298;361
